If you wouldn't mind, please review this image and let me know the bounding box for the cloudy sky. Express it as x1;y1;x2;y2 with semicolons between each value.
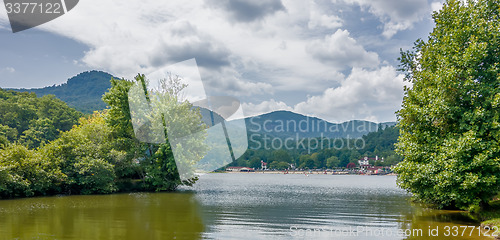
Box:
0;0;444;123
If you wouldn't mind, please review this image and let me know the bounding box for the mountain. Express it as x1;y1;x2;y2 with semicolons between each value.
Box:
244;110;395;139
13;71;115;114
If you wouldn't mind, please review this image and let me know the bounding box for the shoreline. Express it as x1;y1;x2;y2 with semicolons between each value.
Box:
217;171;397;176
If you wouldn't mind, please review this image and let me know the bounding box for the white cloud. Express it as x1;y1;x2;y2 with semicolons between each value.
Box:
146;21;231;69
340;0;429;38
306;29;379;70
200;67;274;96
242;99;293;117
294;66;406;122
308;2;343;29
1;67;15;73
431;1;444;13
308;13;343;30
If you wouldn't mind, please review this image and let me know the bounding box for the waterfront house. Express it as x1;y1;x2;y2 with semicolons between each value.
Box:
358;156;384;167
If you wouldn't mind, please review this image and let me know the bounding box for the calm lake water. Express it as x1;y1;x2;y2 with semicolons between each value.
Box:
0;174;494;240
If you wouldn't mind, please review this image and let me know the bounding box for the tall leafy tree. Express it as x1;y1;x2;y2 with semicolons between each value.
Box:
103;74;205;191
394;0;500;211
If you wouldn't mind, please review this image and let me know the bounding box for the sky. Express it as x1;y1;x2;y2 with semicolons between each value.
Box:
0;0;445;123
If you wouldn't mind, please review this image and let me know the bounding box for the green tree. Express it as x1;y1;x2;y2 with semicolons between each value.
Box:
384;155;401;166
0;124;17;150
270;149;292;163
269;161;289;170
394;0;500;211
102;77;140;180
310;152;322;168
40;112;120;195
73;157;116;195
326;156;340;168
249;156;262;169
299;155;316;169
20;118;58;149
104;74;206;191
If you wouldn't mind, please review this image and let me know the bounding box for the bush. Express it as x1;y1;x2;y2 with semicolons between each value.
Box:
73;157;117;194
0;144;65;198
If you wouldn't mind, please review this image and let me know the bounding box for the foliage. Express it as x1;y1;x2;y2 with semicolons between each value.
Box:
270;149;292;163
102;77;135;140
297;155;312;169
73;157;116;195
326;156;340;168
0;144;64;198
0;89;81;149
41;112;121;195
394;0;500;211
20;118;58;149
269;161;290;170
143;143;181;191
104;74;205;191
0;124;17;150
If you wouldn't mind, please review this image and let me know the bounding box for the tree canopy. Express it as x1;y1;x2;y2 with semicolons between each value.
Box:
394;0;500;211
0;89;82;149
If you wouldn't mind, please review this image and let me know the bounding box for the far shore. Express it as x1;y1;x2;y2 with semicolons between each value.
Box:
217;170;397;176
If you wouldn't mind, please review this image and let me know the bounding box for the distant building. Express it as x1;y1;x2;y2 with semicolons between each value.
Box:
226;167;255;172
358;156;384;168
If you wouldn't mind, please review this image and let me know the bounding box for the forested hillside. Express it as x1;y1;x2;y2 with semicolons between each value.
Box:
0;89;82;149
15;71;115;113
234;125;401;170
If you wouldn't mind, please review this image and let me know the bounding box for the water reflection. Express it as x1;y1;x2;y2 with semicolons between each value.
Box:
190;174;485;240
0;192;204;240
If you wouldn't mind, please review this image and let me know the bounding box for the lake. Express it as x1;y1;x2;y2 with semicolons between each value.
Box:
0;174;494;239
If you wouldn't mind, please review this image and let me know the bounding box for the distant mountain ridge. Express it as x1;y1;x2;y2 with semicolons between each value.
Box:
244;110;395;139
12;71;115;114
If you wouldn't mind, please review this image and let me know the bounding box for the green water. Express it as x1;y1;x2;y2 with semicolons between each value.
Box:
0;174;495;239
